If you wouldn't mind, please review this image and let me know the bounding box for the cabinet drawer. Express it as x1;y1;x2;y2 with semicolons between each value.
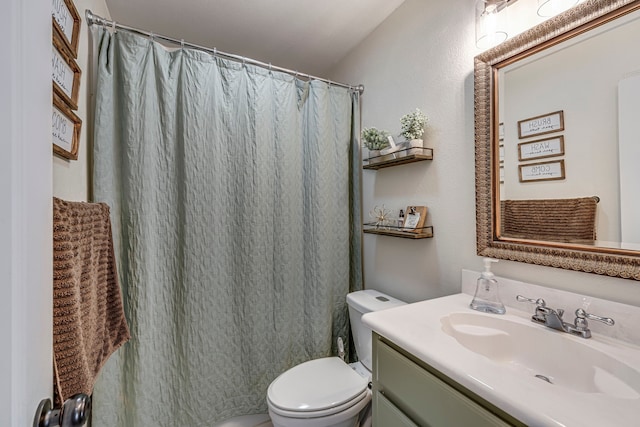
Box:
374;391;419;427
375;338;513;427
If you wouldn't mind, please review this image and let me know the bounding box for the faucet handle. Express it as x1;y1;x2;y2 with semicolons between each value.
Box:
516;295;546;307
575;308;615;327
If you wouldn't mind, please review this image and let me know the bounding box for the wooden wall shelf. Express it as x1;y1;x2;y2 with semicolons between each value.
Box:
363;224;434;239
363;147;433;170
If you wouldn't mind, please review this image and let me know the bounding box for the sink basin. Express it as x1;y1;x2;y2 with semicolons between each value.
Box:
441;312;640;399
363;292;640;426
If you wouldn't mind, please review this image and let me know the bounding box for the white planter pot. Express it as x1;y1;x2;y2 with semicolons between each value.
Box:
407;139;424;155
367;149;381;163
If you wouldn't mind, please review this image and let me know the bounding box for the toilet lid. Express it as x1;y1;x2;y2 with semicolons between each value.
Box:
267;357;368;413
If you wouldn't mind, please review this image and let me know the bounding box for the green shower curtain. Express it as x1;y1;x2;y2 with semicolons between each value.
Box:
91;28;362;426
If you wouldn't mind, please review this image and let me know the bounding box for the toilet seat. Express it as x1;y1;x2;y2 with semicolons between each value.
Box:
267;357;369;418
268;389;370;419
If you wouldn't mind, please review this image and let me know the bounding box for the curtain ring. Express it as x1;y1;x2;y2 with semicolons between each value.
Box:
150;31;155;41
180;39;185;49
213;48;217;58
111;20;116;33
242;57;246;67
268;63;272;74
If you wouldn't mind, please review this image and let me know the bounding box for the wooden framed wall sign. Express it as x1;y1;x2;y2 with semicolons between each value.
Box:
517;111;564;139
52;93;81;160
518;136;564;161
519;160;565;182
52;32;81;110
403;205;428;233
52;0;81;58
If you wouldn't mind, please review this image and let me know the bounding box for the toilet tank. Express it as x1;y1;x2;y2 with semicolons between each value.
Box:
346;289;405;371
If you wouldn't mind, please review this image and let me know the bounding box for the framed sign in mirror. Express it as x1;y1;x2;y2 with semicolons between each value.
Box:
52;93;81;160
518;160;565;182
52;0;81;58
517;111;564;139
517;136;565;161
52;31;81;110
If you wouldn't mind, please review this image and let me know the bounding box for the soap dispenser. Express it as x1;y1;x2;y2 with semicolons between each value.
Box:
470;258;506;314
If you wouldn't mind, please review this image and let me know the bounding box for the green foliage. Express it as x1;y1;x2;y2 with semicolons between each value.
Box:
361;127;390;150
400;108;428;141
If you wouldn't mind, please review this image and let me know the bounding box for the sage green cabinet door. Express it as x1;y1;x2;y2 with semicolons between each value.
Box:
375;339;513;427
374;391;419;427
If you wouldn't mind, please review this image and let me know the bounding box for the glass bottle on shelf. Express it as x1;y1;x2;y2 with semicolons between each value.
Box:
397;209;405;228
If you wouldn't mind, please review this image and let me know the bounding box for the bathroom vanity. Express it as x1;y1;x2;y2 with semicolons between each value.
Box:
364;272;640;427
373;333;522;426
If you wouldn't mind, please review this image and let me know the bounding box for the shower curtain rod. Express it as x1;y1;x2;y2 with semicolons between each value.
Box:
85;10;364;95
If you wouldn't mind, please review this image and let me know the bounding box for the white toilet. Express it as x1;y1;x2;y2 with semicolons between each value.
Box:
266;289;406;427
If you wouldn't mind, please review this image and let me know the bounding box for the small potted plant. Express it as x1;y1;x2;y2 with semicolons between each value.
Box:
361;127;390;162
400;108;428;146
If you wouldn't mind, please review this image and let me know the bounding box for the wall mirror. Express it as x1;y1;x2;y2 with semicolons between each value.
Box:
475;0;640;280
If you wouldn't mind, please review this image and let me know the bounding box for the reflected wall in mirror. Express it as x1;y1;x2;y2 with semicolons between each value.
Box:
475;0;640;280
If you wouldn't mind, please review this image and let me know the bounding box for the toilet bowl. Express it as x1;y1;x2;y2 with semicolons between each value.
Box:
266;290;405;427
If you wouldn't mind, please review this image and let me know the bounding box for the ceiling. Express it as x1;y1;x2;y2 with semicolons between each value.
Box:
104;0;406;76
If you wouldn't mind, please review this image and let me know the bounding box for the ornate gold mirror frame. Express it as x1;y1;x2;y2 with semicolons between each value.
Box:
475;0;640;280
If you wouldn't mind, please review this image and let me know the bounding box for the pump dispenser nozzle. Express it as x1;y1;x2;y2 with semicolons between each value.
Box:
482;257;497;276
470;258;505;314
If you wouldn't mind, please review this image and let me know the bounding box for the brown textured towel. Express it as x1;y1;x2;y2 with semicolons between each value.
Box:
53;197;130;405
500;197;598;243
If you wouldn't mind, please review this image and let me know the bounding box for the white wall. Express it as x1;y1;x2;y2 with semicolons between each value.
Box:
1;0;53;424
619;74;640;244
53;0;111;201
330;0;640;307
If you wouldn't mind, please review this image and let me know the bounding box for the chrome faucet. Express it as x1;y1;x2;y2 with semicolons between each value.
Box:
516;295;615;339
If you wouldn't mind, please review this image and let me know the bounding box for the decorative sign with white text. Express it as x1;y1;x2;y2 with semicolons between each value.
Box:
52;0;74;41
52;34;81;110
52;47;74;95
52;0;80;58
518;111;564;139
52;106;74;153
52;94;81;160
518;136;565;161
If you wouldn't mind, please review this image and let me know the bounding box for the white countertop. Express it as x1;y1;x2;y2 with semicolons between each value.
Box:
363;293;640;427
